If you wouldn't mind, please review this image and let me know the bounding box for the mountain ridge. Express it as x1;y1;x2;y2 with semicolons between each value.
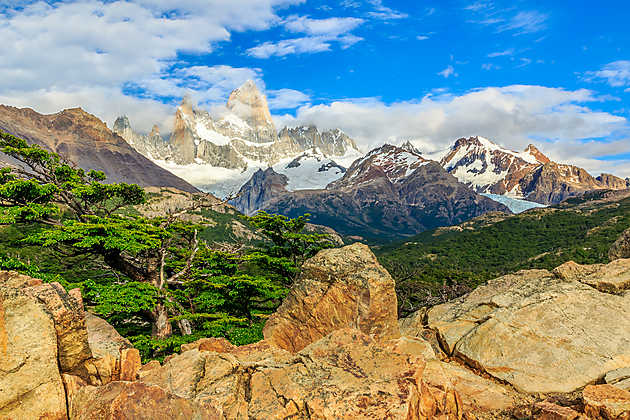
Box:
0;105;198;193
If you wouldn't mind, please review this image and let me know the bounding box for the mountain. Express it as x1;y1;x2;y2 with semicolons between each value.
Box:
235;144;509;239
0;105;198;193
116;80;362;197
440;136;628;204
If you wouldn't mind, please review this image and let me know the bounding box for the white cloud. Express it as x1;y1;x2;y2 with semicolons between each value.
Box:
367;0;408;20
467;5;548;36
482;63;501;71
438;65;457;78
247;37;336;58
266;89;311;109
283;15;364;36
247;14;365;58
416;35;430;41
0;0;303;131
499;11;548;35
585;61;630;87
487;49;514;57
273;85;629;177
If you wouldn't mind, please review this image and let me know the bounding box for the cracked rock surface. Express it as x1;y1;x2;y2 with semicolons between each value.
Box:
415;260;630;394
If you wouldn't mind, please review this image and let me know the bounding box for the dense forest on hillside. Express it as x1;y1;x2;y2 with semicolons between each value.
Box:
377;191;630;316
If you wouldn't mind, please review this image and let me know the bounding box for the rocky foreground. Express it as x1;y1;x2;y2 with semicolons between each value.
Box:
2;244;630;419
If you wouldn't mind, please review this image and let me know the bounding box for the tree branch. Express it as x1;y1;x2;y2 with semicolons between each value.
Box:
166;229;199;285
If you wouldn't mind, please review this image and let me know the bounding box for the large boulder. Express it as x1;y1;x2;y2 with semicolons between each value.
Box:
263;243;400;352
610;227;630;261
140;328;467;419
421;264;630;394
68;381;221;420
554;259;630;294
0;272;68;420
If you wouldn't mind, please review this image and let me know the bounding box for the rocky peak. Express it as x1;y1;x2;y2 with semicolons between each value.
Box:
399;140;422;155
524;143;551;164
149;124;160;137
230;167;289;216
113;116;131;133
331;143;430;189
226;80;275;133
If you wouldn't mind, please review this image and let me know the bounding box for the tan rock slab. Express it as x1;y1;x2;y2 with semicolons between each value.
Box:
263;243;400;352
583;384;630;419
607;368;630;391
426;269;630;394
0;272;68;420
535;401;583;420
555;259;630;293
119;348;141;381
68;381;221;420
140;328;466;419
180;337;235;353
85;312;131;359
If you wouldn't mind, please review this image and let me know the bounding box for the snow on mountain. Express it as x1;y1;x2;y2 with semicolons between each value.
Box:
330;143;431;190
440;136;544;196
273;148;347;191
481;193;547;214
117;80;362;198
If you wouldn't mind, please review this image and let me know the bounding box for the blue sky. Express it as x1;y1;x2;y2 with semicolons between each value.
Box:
0;0;629;176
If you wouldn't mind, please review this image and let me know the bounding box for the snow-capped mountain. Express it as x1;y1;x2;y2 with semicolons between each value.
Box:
438;136;628;204
328;143;431;189
232;143;509;238
440;136;544;197
115;80;361;197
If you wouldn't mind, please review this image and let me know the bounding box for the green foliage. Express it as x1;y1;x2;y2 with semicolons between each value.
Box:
0;129;336;361
377;198;630;316
246;211;334;283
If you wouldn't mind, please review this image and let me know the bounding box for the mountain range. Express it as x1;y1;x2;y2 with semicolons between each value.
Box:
114;80;362;197
1;79;628;240
439;135;629;204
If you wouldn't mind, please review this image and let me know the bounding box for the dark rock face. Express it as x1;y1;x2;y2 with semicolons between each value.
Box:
0;105;198;193
253;144;508;239
598;173;630;190
519;162;606;204
230;168;289;216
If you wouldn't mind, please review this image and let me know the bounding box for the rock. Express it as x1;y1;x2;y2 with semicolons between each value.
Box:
421;359;516;413
554;259;630;294
610;228;630;261
0;271;68;420
62;374;88;406
607;368;630;391
425;268;630;393
140;328;467;419
85;312;132;359
119;348;141;382
583;384;630;419
25;281;93;377
263;243;400;352
534;401;583;420
180;337;236;353
68;381;221;420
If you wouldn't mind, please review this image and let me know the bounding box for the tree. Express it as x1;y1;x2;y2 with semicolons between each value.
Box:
0;130;210;338
246;211;335;284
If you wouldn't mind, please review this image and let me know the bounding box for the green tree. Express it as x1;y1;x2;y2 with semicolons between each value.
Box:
246;211;334;284
0;130;208;338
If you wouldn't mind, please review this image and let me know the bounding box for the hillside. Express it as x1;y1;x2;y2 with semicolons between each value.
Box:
376;189;630;315
0;105;198;192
